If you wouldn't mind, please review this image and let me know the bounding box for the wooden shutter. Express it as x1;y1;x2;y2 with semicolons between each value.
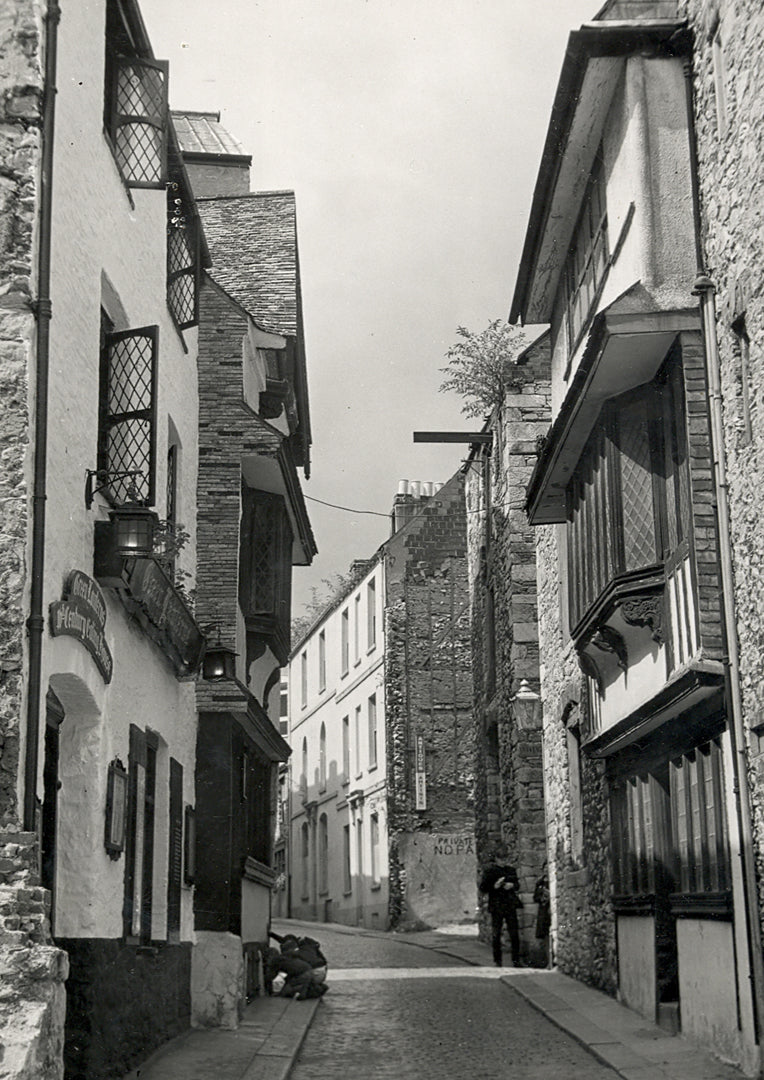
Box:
123;725;146;939
167;758;183;940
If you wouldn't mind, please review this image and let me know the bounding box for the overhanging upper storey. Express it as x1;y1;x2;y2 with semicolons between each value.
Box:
509;18;690;330
526;290;699;524
197;191;312;477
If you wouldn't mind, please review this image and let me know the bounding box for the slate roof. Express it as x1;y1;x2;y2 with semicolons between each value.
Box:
197;192;299;337
171;111;249;158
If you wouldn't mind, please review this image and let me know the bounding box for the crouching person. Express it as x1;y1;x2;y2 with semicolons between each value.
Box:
274;938;327;1000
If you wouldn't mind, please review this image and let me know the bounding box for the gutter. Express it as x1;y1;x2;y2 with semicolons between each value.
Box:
24;0;60;831
683;52;764;1050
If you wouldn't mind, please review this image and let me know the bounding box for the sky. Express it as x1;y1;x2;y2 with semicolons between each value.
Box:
139;0;599;616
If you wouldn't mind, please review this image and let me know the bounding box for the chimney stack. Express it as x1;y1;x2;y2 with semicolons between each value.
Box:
391;479;440;534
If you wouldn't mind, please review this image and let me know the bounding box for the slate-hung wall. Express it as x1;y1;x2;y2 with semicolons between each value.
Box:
385;473;477;931
682;0;764;925
465;334;552;962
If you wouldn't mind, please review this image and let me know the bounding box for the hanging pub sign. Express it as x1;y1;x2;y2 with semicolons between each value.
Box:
123;558;205;677
50;570;113;683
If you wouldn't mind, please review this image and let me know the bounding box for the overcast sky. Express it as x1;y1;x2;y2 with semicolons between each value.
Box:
139;0;598;615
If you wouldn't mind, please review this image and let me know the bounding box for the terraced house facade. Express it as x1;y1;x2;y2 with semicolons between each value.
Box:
0;3;314;1076
509;0;764;1071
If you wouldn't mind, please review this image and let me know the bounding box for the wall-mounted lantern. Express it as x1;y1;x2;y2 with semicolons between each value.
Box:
200;624;238;681
104;758;128;859
109;505;159;558
511;679;542;731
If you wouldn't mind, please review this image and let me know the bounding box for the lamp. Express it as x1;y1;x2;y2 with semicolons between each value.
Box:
511;679;541;731
108;505;158;557
201;623;237;681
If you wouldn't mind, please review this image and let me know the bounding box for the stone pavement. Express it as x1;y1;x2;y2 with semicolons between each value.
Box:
122;919;746;1080
122;994;320;1080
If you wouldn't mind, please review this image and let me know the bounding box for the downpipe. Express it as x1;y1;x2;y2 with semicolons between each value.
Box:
23;0;60;831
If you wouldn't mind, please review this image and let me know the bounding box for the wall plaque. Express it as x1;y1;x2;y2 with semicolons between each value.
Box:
50;570;113;683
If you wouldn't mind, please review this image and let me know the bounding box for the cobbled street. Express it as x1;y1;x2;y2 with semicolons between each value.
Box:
280;922;615;1079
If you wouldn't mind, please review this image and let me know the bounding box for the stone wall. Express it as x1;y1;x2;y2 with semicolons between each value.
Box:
0;830;67;1080
465;334;553;963
384;472;476;929
534;524;618;990
681;0;764;928
0;0;43;826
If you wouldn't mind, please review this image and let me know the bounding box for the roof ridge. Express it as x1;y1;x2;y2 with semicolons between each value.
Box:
196;190;296;202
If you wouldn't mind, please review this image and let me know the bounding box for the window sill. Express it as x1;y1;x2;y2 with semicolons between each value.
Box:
368;764;378;773
343;890;352;898
612;894;655;916
367;643;377;656
370;882;381;892
670;890;732;920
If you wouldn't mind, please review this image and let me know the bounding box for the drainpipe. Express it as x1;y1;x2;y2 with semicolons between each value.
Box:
23;0;60;831
683;56;764;1047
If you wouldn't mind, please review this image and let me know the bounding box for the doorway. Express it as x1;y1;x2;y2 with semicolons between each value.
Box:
41;687;65;933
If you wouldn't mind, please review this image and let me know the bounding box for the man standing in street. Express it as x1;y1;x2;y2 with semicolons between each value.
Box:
479;842;523;967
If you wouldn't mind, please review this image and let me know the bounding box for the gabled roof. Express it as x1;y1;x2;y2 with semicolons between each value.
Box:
197;192;299;337
171;110;250;161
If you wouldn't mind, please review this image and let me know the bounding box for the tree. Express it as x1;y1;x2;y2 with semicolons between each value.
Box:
439;319;529;419
291;572;354;643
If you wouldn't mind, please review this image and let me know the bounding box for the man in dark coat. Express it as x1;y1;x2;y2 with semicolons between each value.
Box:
479;843;523;967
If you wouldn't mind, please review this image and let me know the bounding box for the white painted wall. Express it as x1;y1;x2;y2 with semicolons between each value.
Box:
288;559;389;927
549;54;696;420
33;0;199;946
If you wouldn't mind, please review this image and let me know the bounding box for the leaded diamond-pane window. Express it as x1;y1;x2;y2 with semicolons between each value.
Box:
104;0;168;192
167;182;199;329
239;489;293;636
567;346;689;628
98;324;158;506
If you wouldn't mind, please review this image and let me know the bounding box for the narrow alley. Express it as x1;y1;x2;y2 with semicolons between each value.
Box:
129;920;744;1080
284;923;612;1080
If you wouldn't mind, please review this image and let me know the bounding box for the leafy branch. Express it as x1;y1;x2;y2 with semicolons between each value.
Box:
439;319;529;419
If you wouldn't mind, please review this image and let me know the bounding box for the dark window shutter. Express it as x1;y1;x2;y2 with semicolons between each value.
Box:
167;758;183;940
113;57;168;187
99;326;158;506
123;725;147;939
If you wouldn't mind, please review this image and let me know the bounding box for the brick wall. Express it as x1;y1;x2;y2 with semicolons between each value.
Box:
466;335;552;963
194;279;281;645
384;472;476;929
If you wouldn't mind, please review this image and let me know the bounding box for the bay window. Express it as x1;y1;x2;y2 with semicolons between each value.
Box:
567;349;690;629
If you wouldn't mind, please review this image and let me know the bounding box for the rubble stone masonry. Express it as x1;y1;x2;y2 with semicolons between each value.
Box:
0;6;68;1077
682;0;764;924
466;336;553;963
0;0;43;826
384;473;476;930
